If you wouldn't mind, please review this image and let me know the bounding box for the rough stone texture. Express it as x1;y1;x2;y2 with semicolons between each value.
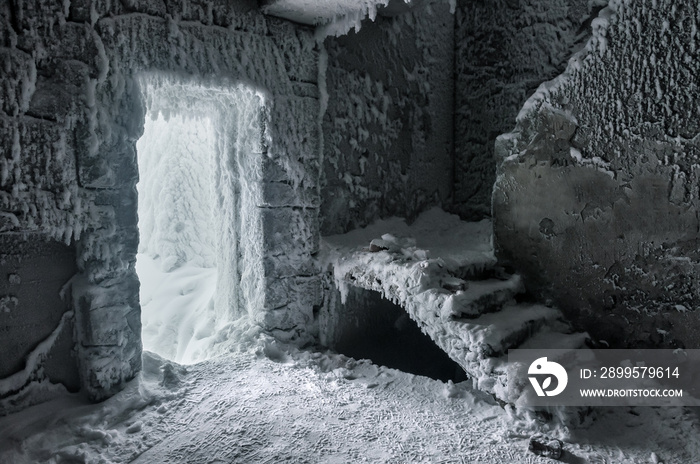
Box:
0;0;321;402
320;0;454;235
493;0;700;349
452;0;601;219
0;235;77;384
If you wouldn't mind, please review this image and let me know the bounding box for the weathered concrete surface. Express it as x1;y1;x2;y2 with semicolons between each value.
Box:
493;1;700;348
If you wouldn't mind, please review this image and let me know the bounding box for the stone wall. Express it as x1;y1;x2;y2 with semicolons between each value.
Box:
0;0;321;406
320;0;454;235
493;0;700;348
453;0;601;219
0;236;78;387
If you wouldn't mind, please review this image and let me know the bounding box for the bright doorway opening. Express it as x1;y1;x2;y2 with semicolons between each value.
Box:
135;77;265;363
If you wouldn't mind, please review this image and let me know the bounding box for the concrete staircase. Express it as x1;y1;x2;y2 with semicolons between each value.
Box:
324;213;589;406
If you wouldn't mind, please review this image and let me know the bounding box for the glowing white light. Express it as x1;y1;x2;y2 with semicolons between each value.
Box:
134;77;265;364
136;112;219;363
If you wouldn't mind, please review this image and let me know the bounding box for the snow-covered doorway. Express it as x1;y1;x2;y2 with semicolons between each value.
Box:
134;76;265;363
135;111;218;363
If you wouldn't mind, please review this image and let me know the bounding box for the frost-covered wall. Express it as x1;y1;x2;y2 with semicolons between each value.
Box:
493;0;700;348
0;0;321;405
320;0;454;234
453;0;600;218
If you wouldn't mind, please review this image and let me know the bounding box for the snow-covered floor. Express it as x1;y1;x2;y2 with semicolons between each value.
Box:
1;339;699;463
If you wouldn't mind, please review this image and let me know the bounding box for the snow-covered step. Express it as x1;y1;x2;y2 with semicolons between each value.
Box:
453;303;564;359
338;258;522;317
447;253;498;281
516;327;589;350
391;288;589;406
322;208;498;304
441;275;524;318
424;303;564;375
483;328;591;406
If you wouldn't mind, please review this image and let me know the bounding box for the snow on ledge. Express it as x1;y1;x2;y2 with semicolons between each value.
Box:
320;207;497;308
322;209;502;395
0;311;73;414
261;0;455;38
261;0;390;27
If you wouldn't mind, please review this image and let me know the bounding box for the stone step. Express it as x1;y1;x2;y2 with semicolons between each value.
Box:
448;253;498;281
440;274;524;319
516;327;589;350
447;317;588;406
485;327;592;412
400;296;586;405
449;303;563;361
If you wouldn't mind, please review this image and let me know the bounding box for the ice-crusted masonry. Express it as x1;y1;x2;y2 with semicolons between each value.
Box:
492;0;700;349
322;207;588;405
